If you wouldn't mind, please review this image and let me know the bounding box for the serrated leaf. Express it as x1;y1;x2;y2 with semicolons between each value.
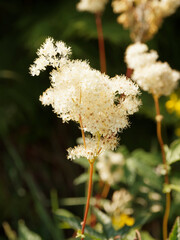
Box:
165;139;180;165
169;217;180;240
55;211;106;240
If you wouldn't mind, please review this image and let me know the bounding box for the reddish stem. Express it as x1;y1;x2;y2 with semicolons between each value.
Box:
101;182;110;199
95;13;106;73
126;68;133;78
153;95;170;240
81;162;94;240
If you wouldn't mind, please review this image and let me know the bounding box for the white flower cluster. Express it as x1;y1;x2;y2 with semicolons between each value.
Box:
77;0;108;14
30;38;141;160
104;189;133;215
125;42;180;97
30;38;71;76
67;136;118;160
96;151;124;185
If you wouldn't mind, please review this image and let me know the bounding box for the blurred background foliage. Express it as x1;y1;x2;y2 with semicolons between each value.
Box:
0;0;180;239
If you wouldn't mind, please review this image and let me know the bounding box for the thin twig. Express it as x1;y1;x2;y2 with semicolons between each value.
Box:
81;162;94;240
95;13;106;73
153;94;171;240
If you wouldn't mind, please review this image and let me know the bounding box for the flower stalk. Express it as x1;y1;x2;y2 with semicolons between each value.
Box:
153;94;171;240
95;13;106;73
81;161;94;240
101;182;110;198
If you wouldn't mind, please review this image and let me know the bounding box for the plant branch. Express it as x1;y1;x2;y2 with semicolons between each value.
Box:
153;94;171;240
101;182;110;198
81;162;94;240
95;13;106;73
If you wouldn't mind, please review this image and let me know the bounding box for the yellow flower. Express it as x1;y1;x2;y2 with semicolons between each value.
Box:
165;100;176;113
112;213;135;230
174;100;180;116
166;93;180;116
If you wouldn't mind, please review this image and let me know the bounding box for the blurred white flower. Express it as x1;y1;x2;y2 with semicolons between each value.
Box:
150;204;162;213
96;151;124;185
104;189;133;215
112;0;180;42
77;0;108;14
125;42;180;97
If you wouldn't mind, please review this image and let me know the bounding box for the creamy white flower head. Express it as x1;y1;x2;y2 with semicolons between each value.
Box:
30;37;71;76
104;189;133;215
96;150;124;185
125;42;158;69
39;60;141;137
77;0;108;13
67;136;118;161
30;38;141;160
125;42;180;97
133;62;180;96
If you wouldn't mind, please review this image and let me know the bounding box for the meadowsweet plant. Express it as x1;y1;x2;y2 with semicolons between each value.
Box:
112;0;180;42
125;42;180;240
30;37;141;239
77;0;108;73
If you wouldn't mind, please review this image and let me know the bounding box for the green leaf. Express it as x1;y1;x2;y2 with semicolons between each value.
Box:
93;208;150;238
73;157;89;168
169;217;180;240
60;197;110;207
163;184;180;193
123;230;156;240
126;151;162;190
92;207;116;238
18;220;42;240
74;172;99;185
140;231;156;240
55;210;106;240
165;139;180;165
2;222;17;240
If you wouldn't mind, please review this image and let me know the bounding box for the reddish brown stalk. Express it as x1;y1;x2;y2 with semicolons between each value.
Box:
101;182;110;198
126;68;133;78
95;13;106;73
81;162;94;240
153;94;171;240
